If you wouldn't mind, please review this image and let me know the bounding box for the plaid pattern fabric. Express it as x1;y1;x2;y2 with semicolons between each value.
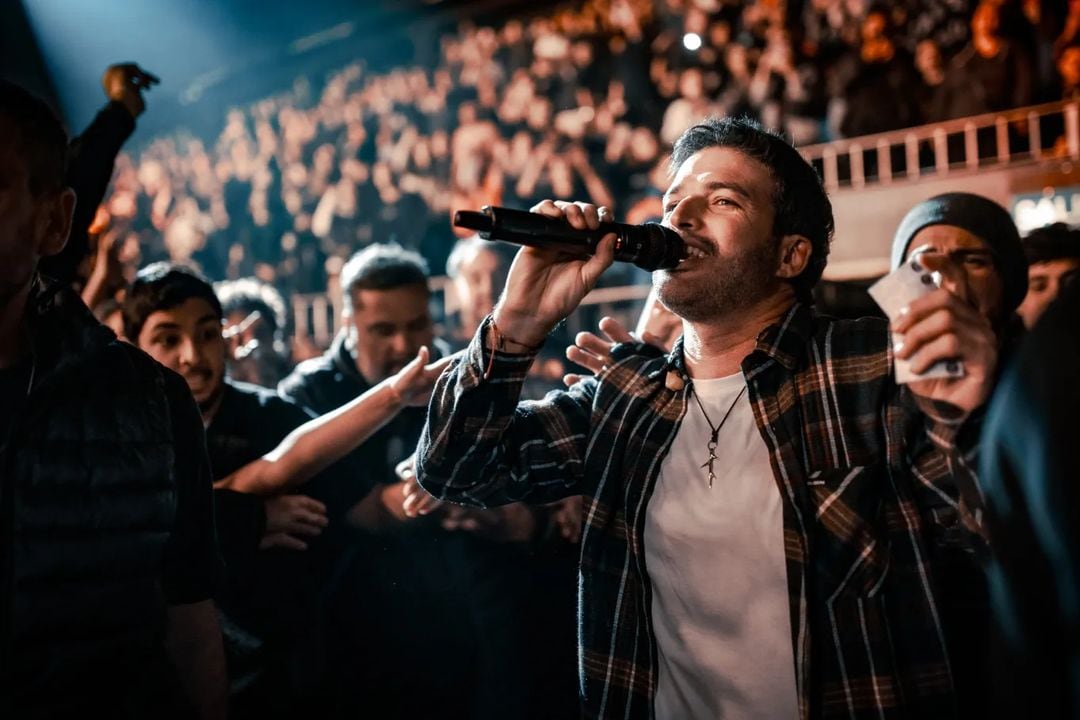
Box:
417;304;982;720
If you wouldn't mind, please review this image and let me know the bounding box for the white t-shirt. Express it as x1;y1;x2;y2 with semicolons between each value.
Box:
645;372;799;720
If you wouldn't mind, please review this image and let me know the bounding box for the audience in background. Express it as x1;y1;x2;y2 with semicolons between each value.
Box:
277;244;547;718
88;0;1077;308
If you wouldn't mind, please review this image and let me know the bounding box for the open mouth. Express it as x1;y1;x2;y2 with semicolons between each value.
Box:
680;246;709;262
675;233;713;264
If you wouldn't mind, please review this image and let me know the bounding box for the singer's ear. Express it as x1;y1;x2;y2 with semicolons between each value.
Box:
775;234;811;280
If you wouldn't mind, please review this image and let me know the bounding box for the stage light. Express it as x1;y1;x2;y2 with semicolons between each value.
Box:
682;33;702;51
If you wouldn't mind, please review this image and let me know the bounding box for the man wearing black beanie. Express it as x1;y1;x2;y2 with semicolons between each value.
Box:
891;192;1028;331
890;191;1028;718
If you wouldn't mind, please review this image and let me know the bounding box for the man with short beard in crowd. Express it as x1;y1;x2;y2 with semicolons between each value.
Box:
419;117;998;718
278;244;484;719
122;262;329;718
0;80;225;719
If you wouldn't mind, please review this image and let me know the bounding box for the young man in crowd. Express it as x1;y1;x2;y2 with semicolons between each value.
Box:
122;262;328;718
1016;222;1080;329
0;80;226;719
418;116;999;719
215;277;293;387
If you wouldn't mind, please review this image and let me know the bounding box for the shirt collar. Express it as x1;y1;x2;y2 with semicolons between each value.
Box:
750;301;813;372
662;300;813;378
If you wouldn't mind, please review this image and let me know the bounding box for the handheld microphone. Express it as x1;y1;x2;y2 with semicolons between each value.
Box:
453;205;685;271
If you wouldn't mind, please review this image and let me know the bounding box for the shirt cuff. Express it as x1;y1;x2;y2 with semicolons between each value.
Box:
459;315;542;391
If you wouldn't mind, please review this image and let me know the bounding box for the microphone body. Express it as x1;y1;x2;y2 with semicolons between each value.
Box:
454;206;685;271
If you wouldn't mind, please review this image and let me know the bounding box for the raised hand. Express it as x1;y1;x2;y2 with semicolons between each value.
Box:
102;63;160;117
493;200;616;348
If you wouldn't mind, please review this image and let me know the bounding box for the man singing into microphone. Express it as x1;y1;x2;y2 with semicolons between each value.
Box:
416;117;995;719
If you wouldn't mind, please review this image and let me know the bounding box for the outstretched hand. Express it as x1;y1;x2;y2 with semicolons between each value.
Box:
563;315;664;387
388;346;458;408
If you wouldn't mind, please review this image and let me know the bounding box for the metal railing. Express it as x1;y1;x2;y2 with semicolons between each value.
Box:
800;100;1080;191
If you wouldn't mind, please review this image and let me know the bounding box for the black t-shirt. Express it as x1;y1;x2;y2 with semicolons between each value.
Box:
206;380;315;479
202;380;319;701
205;379;316;583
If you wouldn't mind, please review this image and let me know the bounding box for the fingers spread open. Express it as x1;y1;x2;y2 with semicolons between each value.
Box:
598;316;634;344
575;331;610;357
566;345;606;374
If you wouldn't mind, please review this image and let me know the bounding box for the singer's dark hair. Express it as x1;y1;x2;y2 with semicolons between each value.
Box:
340;243;430;313
670;116;834;302
123;262;223;340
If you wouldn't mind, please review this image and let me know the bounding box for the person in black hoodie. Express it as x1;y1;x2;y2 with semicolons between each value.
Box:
0;79;226;719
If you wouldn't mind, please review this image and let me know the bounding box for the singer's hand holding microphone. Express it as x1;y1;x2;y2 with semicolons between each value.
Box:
454;199;684;349
492;200;617;348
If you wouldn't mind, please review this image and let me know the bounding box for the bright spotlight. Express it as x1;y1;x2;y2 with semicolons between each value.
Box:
682;33;702;51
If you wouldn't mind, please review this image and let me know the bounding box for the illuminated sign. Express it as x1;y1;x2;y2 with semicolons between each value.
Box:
1012;187;1080;233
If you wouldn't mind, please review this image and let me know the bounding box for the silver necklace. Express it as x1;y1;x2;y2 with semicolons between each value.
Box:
689;385;746;488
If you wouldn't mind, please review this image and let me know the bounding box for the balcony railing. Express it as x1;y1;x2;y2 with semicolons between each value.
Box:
800;99;1080;192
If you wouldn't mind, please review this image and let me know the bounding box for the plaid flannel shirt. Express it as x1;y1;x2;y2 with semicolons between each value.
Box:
417;303;984;720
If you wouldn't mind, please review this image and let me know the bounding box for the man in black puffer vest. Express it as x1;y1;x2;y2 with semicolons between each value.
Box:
0;80;226;719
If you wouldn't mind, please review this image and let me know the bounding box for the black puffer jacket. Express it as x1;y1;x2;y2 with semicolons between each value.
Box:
0;280;210;719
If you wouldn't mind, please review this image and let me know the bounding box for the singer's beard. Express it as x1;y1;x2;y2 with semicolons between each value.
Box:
654;237;780;323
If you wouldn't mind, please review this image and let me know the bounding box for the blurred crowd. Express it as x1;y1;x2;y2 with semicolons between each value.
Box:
91;0;1080;313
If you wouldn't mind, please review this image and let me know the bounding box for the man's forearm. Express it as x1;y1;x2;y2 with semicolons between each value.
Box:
165;600;228;720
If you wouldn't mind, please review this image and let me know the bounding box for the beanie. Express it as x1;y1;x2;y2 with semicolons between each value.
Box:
890;192;1028;313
